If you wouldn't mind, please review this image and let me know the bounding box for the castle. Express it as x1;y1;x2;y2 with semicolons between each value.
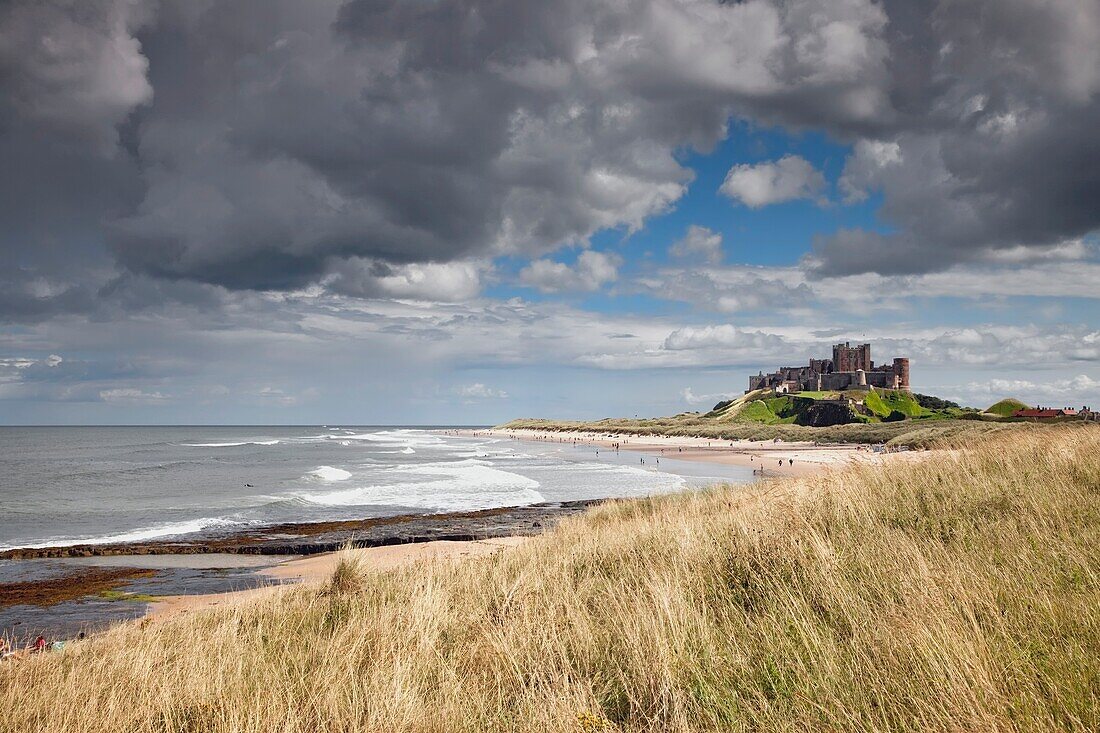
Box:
748;342;910;394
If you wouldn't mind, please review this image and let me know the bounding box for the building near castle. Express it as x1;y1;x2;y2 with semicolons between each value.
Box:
749;342;910;394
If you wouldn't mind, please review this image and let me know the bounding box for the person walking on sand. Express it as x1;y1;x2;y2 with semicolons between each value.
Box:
789;458;793;466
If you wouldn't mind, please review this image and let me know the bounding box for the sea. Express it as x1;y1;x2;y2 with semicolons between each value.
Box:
0;426;753;552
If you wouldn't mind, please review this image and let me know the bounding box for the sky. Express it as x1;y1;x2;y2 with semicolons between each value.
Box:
1;0;1099;425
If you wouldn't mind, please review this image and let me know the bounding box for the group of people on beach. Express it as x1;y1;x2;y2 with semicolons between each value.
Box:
748;454;794;476
0;632;82;661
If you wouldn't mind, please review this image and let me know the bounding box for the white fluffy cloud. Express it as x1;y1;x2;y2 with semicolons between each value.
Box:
720;155;826;208
456;383;508;400
669;225;723;264
838;139;901;203
519;251;622;293
680;387;737;406
325;260;486;302
960;375;1100;400
99;388;168;403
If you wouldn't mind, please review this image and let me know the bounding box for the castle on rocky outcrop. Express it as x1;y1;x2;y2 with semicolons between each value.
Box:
749;342;910;394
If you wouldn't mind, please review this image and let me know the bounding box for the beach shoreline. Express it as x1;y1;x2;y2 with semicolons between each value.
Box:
2;429;897;646
0;500;596;561
463;427;896;478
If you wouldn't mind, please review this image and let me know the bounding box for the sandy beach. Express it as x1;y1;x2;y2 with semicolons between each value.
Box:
147;537;526;621
466;427;898;478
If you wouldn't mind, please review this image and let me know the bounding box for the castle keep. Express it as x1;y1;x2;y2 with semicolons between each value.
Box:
749;342;910;394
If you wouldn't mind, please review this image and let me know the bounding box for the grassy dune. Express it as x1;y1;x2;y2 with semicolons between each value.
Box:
986;398;1030;418
3;426;1099;732
500;415;1039;448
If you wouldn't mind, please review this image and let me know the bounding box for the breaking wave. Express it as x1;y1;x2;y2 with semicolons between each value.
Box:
306;466;352;481
298;459;544;512
0;516;243;551
182;440;280;447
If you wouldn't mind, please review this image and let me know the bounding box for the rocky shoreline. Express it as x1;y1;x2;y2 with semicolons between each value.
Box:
0;500;604;561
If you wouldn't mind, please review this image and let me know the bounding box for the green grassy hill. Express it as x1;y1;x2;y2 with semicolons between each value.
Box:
709;388;957;427
863;389;928;420
985;398;1028;417
500;390;1057;448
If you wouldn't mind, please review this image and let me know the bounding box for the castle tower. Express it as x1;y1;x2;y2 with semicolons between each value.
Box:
893;358;911;391
832;342;872;372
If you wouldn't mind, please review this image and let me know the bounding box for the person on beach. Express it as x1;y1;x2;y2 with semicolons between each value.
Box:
32;636;46;653
789;458;793;466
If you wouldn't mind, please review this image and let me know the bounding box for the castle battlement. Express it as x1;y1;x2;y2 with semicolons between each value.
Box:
749;342;910;394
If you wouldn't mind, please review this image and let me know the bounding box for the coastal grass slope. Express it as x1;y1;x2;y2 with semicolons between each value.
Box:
504;389;1046;447
3;425;1099;732
985;398;1030;417
501;414;1041;447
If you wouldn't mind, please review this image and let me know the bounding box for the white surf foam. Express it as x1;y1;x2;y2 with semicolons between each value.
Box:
306;466;352;481
400;446;415;454
0;517;241;551
332;429;444;447
182;440;280;447
299;459;544;512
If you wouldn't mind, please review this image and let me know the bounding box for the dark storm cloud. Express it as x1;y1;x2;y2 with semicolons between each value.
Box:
93;0;896;290
2;0;1098;299
809;0;1100;276
0;0;152;318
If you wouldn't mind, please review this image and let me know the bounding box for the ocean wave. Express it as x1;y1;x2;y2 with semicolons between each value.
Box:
0;517;243;551
332;429;444;447
182;440;280;447
306;466;352;481
297;460;544;512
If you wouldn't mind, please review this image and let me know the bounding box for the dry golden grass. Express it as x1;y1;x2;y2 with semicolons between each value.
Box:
2;425;1098;732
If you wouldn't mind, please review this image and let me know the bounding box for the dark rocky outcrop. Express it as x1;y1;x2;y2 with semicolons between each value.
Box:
0;501;605;560
795;400;856;427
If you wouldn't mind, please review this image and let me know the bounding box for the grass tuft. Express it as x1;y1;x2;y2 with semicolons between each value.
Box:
326;544;368;596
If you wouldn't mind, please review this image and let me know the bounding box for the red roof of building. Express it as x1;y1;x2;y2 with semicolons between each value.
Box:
1014;408;1078;418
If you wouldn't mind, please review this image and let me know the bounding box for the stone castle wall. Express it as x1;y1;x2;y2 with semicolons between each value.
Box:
749;343;911;394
